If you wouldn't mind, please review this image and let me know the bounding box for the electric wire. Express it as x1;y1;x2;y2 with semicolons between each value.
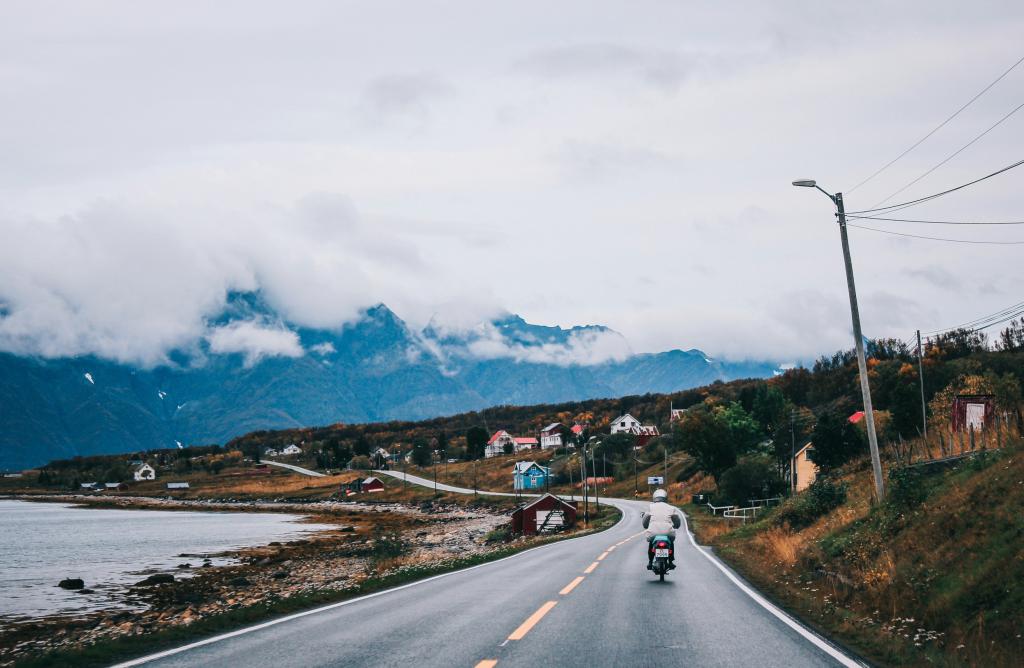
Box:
849;53;1024;194
846;215;1024;225
868;100;1024;208
847;223;1024;244
846;158;1024;215
922;300;1024;336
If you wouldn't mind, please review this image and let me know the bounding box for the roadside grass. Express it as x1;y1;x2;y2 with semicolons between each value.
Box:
14;505;621;668
687;437;1024;667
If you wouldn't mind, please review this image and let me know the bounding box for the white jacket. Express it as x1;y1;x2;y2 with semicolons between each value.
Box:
642;501;682;538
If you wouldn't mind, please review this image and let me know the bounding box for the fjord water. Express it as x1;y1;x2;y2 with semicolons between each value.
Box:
0;500;331;619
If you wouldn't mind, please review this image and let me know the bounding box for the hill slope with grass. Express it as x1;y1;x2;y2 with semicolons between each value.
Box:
689;442;1024;667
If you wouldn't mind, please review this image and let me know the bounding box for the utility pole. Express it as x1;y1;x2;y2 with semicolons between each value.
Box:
917;330;927;439
432;450;438;495
633;455;638;497
790;409;796;494
835;192;885;501
593;446;600;510
663;445;668;488
473;458;478;499
793;180;885;500
581;444;589;526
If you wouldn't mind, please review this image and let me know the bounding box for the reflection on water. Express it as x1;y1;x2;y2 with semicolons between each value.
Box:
0;499;330;619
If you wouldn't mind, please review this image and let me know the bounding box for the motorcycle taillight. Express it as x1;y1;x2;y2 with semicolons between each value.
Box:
656;541;668;548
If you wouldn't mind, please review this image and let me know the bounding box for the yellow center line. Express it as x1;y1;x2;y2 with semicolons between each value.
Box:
475;661;498;668
583;561;599;574
597;551;609;561
607;545;616;552
508;601;558;641
559;576;585;595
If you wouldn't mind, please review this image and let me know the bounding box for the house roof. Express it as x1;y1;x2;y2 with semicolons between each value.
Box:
541;423;562;434
362;476;383;485
513;461;549;474
487;430;510;444
794;441;815;459
633;425;659;435
611;413;638;424
132;463;152;471
520;493;574;512
848;411;865;424
514;437;538;445
571;424;584;434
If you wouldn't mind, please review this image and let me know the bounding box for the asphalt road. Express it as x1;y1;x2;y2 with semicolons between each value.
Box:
115;472;862;668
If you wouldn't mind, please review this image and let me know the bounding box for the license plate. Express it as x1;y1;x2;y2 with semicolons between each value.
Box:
654;549;670;557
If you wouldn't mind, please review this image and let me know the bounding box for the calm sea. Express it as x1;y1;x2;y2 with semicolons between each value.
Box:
0;499;331;619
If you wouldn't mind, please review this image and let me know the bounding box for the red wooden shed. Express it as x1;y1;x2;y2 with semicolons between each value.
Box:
361;476;385;493
511;494;577;535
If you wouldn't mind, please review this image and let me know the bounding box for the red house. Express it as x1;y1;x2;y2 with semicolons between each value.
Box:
360;476;385;493
511;494;577;535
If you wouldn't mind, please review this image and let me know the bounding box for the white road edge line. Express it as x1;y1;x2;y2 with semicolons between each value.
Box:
113;490;628;667
680;513;865;668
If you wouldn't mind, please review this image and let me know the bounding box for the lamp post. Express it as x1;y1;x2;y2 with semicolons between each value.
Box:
792;179;885;500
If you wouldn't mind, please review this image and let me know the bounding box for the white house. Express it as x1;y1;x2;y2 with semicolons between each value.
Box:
166;482;190;490
133;463;156;482
264;448;279;457
281;444;302;456
514;436;539;452
540;423;564;449
609;414;641;434
485;431;516;458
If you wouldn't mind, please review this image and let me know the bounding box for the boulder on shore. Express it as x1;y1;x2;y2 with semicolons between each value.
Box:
58;578;85;590
136;574;175;586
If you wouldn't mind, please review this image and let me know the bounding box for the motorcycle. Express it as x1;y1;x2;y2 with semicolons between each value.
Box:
648;534;674;581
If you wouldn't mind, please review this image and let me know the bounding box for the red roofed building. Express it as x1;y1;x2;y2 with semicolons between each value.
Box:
485;431;538;458
848;411;865;424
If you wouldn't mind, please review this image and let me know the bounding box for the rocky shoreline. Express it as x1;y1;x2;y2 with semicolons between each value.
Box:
0;496;509;667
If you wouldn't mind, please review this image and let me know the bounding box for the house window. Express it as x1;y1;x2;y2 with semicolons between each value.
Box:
620;421;625;427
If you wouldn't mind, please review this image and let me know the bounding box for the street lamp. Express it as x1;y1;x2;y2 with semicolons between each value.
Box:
792;179;885;500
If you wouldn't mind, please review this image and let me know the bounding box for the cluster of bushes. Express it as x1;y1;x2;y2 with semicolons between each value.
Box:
774;478;848;530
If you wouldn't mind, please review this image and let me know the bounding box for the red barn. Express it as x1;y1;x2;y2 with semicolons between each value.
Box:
511;494;577;535
360;476;385;493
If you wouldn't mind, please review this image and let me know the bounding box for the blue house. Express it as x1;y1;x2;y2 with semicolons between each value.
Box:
513;461;550;490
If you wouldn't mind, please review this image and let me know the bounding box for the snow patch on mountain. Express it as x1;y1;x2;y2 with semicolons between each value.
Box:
83;372;94;384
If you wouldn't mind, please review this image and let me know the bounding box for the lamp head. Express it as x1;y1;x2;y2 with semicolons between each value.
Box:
791;179;817;187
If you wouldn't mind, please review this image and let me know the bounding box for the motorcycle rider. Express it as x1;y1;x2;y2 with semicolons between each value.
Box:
641;488;682;570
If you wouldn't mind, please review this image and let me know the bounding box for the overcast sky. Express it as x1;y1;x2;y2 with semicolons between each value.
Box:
1;1;1022;367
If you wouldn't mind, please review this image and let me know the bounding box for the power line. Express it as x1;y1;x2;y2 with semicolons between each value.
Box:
847;158;1024;215
868;100;1024;208
847;223;1024;244
849;53;1024;194
922;300;1024;336
846;214;1024;225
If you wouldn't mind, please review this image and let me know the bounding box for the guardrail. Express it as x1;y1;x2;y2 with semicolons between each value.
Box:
723;506;762;524
705;502;736;515
747;496;783;508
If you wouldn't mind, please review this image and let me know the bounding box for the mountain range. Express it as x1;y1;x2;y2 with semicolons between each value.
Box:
0;293;779;469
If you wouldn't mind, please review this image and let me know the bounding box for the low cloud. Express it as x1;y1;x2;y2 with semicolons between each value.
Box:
207;320;303;367
450;322;633;367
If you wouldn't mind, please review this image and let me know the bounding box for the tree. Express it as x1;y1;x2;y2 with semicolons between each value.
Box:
996;318;1024;351
597;433;636;460
465;427;489;460
717;402;762;455
349;455;372;470
809;411;865;472
353;434;371;457
674;409;735;480
717;455;786;505
410;439;432;467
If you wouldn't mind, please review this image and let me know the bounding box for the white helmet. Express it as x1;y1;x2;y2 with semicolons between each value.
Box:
652;488;668;502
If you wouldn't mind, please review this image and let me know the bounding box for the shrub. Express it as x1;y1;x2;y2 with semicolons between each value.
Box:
371;530;405;560
716;455;786;506
887;466;927;509
484;525;511;544
775;478;848;530
348;455;372;470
